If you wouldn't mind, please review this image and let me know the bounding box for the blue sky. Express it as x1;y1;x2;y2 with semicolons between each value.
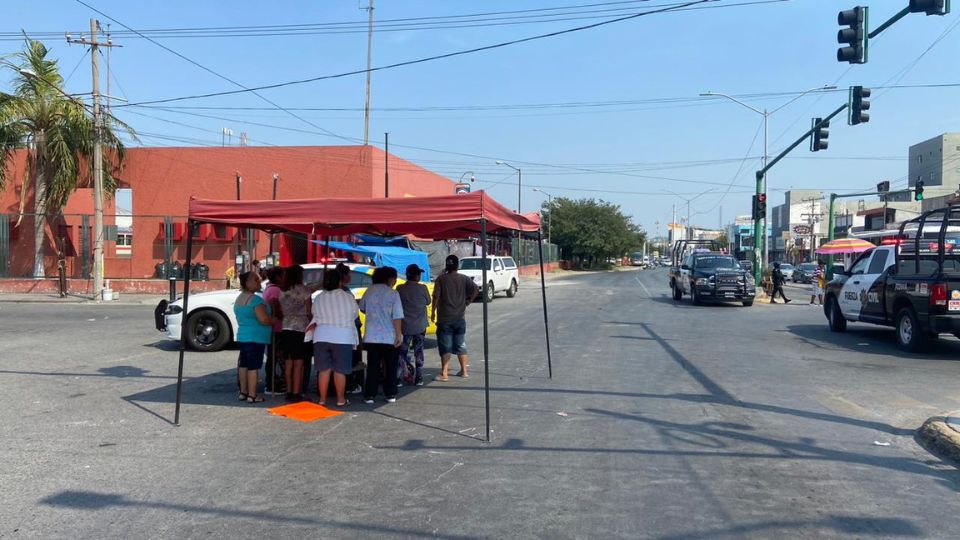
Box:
3;0;959;235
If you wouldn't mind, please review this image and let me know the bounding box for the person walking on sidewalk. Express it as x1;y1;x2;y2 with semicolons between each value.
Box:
810;260;826;305
431;255;479;381
396;264;431;386
770;262;791;304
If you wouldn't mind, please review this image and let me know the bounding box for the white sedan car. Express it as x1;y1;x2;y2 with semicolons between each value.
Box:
156;263;372;352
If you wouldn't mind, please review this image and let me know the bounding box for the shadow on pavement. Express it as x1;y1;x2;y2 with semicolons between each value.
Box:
655;515;923;540
39;490;481;539
786;324;960;360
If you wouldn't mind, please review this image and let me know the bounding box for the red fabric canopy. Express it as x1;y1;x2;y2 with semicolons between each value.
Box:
188;190;540;239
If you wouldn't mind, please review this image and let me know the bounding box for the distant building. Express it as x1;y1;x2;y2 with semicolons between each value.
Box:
770;190;824;262
889;133;960;202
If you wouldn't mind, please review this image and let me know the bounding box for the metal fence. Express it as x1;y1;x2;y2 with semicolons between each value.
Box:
511;237;560;266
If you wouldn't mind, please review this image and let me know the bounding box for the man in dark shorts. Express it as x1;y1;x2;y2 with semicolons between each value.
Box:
431;255;479;381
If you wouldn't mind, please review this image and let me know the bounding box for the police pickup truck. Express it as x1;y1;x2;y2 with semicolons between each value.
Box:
823;206;960;352
668;240;756;306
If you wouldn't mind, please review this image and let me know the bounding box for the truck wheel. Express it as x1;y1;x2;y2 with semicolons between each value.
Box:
672;282;682;301
185;309;231;352
895;307;927;352
827;297;847;333
742;300;753;307
691;286;702;306
485;281;495;303
506;279;517;298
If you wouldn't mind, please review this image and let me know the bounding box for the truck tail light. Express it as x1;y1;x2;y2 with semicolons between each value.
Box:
931;283;948;307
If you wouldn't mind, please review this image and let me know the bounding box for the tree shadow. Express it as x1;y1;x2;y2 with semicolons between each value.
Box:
39;490;481;539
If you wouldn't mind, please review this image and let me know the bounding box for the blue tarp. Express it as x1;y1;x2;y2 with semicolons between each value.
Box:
313;240;431;281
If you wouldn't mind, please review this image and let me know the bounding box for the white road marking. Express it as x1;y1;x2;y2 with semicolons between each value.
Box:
634;275;652;298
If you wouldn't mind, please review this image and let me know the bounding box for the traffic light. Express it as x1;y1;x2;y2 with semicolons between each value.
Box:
810;117;829;152
915;180;925;201
909;0;950;15
849;86;871;125
837;7;868;64
752;193;768;220
877;180;890;193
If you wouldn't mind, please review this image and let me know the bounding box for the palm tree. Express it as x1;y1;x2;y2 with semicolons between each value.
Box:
0;39;133;277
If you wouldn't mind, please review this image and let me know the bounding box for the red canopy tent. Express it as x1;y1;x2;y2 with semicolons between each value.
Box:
174;191;551;441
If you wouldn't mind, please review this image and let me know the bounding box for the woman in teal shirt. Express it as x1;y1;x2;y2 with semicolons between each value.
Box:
234;271;276;403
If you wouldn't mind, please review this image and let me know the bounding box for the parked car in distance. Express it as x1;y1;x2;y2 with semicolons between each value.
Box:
778;263;795;281
157;263;436;352
794;262;817;283
631;252;646;266
458;256;520;302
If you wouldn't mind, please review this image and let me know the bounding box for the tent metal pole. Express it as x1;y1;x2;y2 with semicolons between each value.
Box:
480;219;491;443
536;230;553;379
174;219;196;425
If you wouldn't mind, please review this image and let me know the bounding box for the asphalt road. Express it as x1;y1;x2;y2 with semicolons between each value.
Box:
2;268;960;539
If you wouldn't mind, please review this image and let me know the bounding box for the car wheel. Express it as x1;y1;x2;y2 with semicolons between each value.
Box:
185;309;231;352
826;297;847;333
506;279;518;298
485;281;495;303
742;300;753;307
691;286;702;306
895;307;927;352
672;282;682;301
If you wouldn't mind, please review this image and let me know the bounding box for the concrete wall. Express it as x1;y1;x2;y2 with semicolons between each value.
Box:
908;133;960;197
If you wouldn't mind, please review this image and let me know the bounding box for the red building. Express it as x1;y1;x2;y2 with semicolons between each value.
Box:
0;145;456;291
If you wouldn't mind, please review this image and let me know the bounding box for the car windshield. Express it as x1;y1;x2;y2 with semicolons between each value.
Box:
799;263;816;271
780;264;794;270
459;258;492;270
695;256;740;270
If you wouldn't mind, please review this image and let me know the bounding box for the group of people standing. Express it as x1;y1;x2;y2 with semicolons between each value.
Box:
231;254;478;407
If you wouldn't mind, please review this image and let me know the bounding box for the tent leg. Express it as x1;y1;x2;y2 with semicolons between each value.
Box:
480;220;491;443
174;220;196;426
536;231;553;379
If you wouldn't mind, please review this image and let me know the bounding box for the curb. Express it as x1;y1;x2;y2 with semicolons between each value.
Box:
915;413;960;465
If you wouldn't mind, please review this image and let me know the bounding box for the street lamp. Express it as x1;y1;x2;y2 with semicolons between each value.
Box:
20;67;107;301
532;187;554;245
495;160;521;213
458;171;476;184
664;189;716;240
700;85;836;274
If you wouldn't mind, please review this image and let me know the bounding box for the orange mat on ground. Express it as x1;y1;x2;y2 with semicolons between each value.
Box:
267;401;344;422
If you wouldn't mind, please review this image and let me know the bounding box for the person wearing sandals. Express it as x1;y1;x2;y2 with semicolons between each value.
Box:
278;265;312;402
359;267;405;404
431;255;478;381
396;264;431;386
306;269;359;407
234;271;277;404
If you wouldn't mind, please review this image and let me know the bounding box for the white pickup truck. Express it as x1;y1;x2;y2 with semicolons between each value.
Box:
457;256;520;302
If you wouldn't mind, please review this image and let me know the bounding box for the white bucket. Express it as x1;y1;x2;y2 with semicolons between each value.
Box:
102;289;114;301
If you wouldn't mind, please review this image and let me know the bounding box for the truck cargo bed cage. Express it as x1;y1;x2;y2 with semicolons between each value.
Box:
672;239;721;267
896;206;960;274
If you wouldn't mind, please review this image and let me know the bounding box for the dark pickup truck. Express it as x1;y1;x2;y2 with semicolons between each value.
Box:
823;206;960;351
668;240;756;306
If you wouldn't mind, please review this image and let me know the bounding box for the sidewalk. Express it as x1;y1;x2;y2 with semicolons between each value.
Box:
0;292;164;305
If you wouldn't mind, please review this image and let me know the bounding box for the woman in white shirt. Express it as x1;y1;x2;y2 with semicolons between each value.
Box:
306;269;359;407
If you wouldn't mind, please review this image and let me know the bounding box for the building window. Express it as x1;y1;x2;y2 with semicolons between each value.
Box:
918;155;923;164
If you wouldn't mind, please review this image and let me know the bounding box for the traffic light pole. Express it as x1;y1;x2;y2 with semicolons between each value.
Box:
825;188;914;279
751;102;849;285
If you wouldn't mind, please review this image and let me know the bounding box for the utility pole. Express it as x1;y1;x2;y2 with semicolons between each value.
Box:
268;173;278;264
67;19;117;301
362;0;374;146
384;132;389;198
670;204;676;248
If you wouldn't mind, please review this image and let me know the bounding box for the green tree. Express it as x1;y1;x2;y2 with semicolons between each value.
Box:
0;39;133;277
546;197;647;268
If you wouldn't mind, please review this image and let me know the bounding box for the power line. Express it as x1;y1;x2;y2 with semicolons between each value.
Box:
74;0;351;143
112;0;787;108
